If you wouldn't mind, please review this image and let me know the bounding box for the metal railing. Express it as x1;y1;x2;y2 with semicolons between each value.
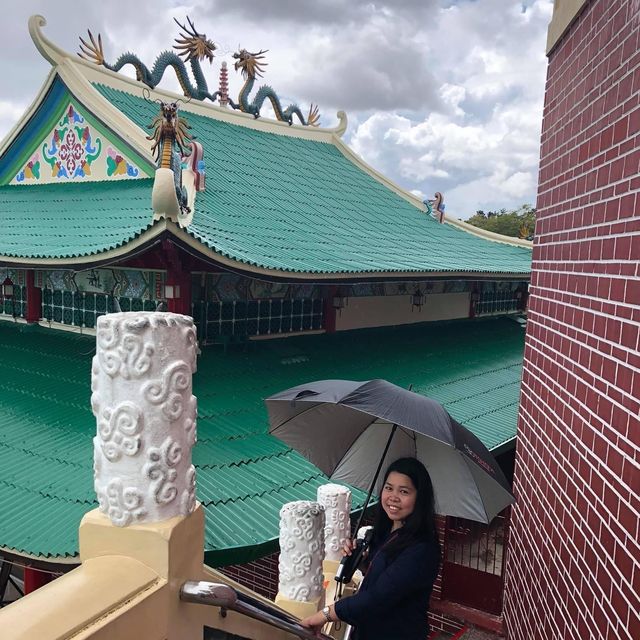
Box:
180;581;332;640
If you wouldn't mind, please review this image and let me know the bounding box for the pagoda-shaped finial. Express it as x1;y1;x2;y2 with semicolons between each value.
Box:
218;61;229;107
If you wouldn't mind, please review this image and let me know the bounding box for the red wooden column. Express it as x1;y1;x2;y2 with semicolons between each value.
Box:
469;286;480;318
23;567;53;594
162;240;192;316
323;286;338;333
25;270;42;323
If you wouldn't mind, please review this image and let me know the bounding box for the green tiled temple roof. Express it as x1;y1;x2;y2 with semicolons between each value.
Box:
86;83;530;276
0;180;153;258
0;317;524;565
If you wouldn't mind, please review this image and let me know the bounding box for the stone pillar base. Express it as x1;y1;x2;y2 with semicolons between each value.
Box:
323;559;340;577
79;504;204;580
274;594;322;619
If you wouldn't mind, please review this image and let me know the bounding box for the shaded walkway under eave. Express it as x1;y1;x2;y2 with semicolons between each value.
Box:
0;316;525;567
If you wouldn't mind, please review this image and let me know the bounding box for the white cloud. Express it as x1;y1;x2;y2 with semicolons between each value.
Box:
0;0;553;216
0;101;28;142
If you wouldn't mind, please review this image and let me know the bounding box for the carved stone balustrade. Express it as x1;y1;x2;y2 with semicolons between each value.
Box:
275;500;325;618
91;311;198;526
317;483;352;579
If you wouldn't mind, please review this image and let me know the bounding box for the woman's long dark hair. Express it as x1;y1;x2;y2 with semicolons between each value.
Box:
371;457;440;562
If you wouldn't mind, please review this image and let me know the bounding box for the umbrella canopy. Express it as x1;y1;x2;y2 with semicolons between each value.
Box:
266;378;514;524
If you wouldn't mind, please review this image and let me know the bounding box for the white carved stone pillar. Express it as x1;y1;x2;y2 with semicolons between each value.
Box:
91;312;198;526
317;484;352;580
275;501;325;618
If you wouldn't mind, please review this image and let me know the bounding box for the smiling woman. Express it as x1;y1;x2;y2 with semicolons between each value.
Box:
301;458;441;640
381;470;418;528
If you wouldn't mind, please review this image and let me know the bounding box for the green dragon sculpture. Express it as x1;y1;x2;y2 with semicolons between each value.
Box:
78;17;221;103
147;101;192;214
232;48;320;126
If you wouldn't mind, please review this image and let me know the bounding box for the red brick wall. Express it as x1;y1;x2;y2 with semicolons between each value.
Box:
429;517;465;636
219;553;280;600
504;1;640;639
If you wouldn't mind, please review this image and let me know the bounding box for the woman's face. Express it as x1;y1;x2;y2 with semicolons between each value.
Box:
381;471;417;528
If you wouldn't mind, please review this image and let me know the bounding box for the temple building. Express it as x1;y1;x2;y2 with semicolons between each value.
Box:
0;15;532;633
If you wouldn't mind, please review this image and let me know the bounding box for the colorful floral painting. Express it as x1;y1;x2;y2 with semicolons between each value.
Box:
12;103;144;184
15;153;41;182
41;105;101;179
106;147;139;177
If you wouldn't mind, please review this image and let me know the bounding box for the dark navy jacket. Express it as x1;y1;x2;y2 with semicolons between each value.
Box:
334;535;440;640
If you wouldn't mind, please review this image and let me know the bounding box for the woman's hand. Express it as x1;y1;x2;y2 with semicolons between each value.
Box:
300;610;326;635
300;605;337;636
342;538;355;557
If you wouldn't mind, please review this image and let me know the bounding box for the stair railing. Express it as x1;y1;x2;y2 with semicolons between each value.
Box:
180;581;333;640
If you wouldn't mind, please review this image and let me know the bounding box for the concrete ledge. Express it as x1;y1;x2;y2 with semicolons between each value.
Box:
0;555;165;640
547;0;589;54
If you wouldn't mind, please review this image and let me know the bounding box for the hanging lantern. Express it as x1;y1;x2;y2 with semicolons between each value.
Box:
164;284;181;300
1;277;14;299
411;288;424;311
332;289;346;312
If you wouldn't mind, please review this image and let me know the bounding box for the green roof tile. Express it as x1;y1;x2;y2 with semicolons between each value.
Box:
0;316;524;565
93;84;532;275
0;78;531;273
0;180;153;258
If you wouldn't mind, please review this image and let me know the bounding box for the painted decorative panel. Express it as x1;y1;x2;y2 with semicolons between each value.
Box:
193;273;322;303
11;103;147;184
35;268;164;300
37;267;165;328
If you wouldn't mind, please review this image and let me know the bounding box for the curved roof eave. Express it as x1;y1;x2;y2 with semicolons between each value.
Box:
5;15;532;276
171;223;531;280
0;220;531;280
0;221;167;269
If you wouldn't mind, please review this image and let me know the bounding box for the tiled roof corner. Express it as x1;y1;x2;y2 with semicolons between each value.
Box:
0;180;154;259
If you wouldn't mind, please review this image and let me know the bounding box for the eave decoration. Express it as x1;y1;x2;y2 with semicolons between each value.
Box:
147;99;205;227
425;192;445;223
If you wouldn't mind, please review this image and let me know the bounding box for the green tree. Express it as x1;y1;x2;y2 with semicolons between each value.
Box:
466;204;536;239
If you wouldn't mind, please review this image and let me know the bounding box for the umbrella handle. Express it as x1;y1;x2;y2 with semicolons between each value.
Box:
353;423;398;535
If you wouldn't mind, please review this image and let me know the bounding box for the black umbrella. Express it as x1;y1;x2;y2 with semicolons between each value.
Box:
266;379;514;526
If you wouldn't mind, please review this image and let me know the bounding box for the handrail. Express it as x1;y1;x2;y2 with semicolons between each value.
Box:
180;581;332;640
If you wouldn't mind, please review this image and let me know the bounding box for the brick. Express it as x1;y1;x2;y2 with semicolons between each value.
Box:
505;1;640;636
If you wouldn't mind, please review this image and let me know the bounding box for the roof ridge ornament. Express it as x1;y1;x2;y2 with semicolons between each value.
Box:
147;98;204;227
78;17;221;103
231;48;320;126
425;192;445;223
29;15;71;66
76;16;320;126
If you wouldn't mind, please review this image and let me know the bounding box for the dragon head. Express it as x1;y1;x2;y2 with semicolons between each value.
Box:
160;101;179;124
233;48;268;80
147;100;192;162
173;16;216;63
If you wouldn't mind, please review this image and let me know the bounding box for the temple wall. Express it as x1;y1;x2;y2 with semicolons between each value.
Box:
335;292;470;331
504;1;640;638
